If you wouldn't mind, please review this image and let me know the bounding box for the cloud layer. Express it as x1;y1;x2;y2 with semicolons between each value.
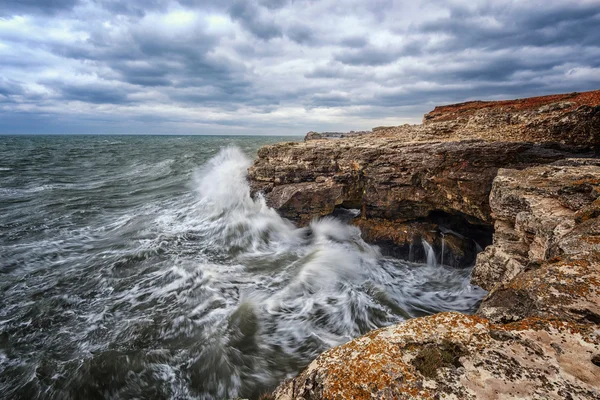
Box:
1;0;599;134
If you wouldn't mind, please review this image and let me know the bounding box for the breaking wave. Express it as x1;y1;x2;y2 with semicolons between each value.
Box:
0;143;486;400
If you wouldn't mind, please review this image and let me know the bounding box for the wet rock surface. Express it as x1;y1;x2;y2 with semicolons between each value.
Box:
269;158;600;399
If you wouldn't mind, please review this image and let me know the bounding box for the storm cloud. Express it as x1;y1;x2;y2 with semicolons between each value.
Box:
0;0;599;134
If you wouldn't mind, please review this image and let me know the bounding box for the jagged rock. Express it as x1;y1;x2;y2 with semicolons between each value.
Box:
250;140;593;225
363;91;600;144
304;131;323;140
473;159;600;324
472;159;600;289
249;140;594;265
477;258;600;325
272;312;600;400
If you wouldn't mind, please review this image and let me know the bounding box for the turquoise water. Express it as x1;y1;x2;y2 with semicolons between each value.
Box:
0;135;485;399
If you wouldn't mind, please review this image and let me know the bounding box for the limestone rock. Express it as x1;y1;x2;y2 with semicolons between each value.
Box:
472;159;600;324
249;90;600;260
472;159;600;289
304;130;372;141
272;312;600;400
249;140;593;226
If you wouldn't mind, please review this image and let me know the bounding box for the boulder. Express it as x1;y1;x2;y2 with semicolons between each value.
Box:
273;312;600;400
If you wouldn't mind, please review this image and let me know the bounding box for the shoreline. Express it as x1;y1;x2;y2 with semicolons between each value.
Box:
249;89;600;399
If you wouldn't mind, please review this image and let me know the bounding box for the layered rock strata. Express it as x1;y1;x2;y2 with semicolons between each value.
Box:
249;90;600;266
474;159;600;325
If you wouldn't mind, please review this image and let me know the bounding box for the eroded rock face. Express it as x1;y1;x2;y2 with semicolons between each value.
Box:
372;90;600;144
249;139;593;265
273;312;600;400
473;159;600;324
248;90;600;265
249;140;593;226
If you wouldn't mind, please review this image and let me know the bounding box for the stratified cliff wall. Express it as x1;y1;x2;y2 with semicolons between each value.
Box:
248;90;600;266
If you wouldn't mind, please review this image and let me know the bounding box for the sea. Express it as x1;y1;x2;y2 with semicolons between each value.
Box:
0;135;486;399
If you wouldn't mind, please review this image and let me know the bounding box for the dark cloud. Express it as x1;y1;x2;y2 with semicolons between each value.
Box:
258;0;290;10
0;0;78;16
91;0;168;17
0;0;599;134
286;24;315;44
44;80;132;104
0;78;24;97
334;46;401;66
340;36;368;48
305;93;351;108
420;2;600;50
229;1;283;40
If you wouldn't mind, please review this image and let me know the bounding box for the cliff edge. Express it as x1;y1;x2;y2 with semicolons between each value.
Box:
249;90;599;266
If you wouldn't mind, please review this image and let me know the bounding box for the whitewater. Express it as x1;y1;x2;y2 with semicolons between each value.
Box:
0;136;485;399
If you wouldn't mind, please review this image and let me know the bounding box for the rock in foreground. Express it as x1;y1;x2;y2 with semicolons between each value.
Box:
273;313;600;400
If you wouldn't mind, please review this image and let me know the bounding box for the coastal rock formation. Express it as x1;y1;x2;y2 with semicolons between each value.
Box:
253;91;600;399
249;90;600;264
304;130;372;140
380;90;600;144
268;160;600;400
473;159;600;324
250;140;591;226
273;312;600;400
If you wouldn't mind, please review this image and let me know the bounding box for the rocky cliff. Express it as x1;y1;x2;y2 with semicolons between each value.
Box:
247;90;600;399
474;159;600;325
249;90;599;266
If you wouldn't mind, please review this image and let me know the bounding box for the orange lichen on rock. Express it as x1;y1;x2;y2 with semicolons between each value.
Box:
273;313;600;400
424;89;600;123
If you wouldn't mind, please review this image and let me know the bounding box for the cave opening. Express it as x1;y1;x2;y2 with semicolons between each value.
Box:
332;205;494;268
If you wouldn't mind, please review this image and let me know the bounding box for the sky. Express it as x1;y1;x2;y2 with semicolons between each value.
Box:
0;0;599;135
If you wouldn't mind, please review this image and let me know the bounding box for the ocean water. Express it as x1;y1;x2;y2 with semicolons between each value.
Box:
0;135;486;400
